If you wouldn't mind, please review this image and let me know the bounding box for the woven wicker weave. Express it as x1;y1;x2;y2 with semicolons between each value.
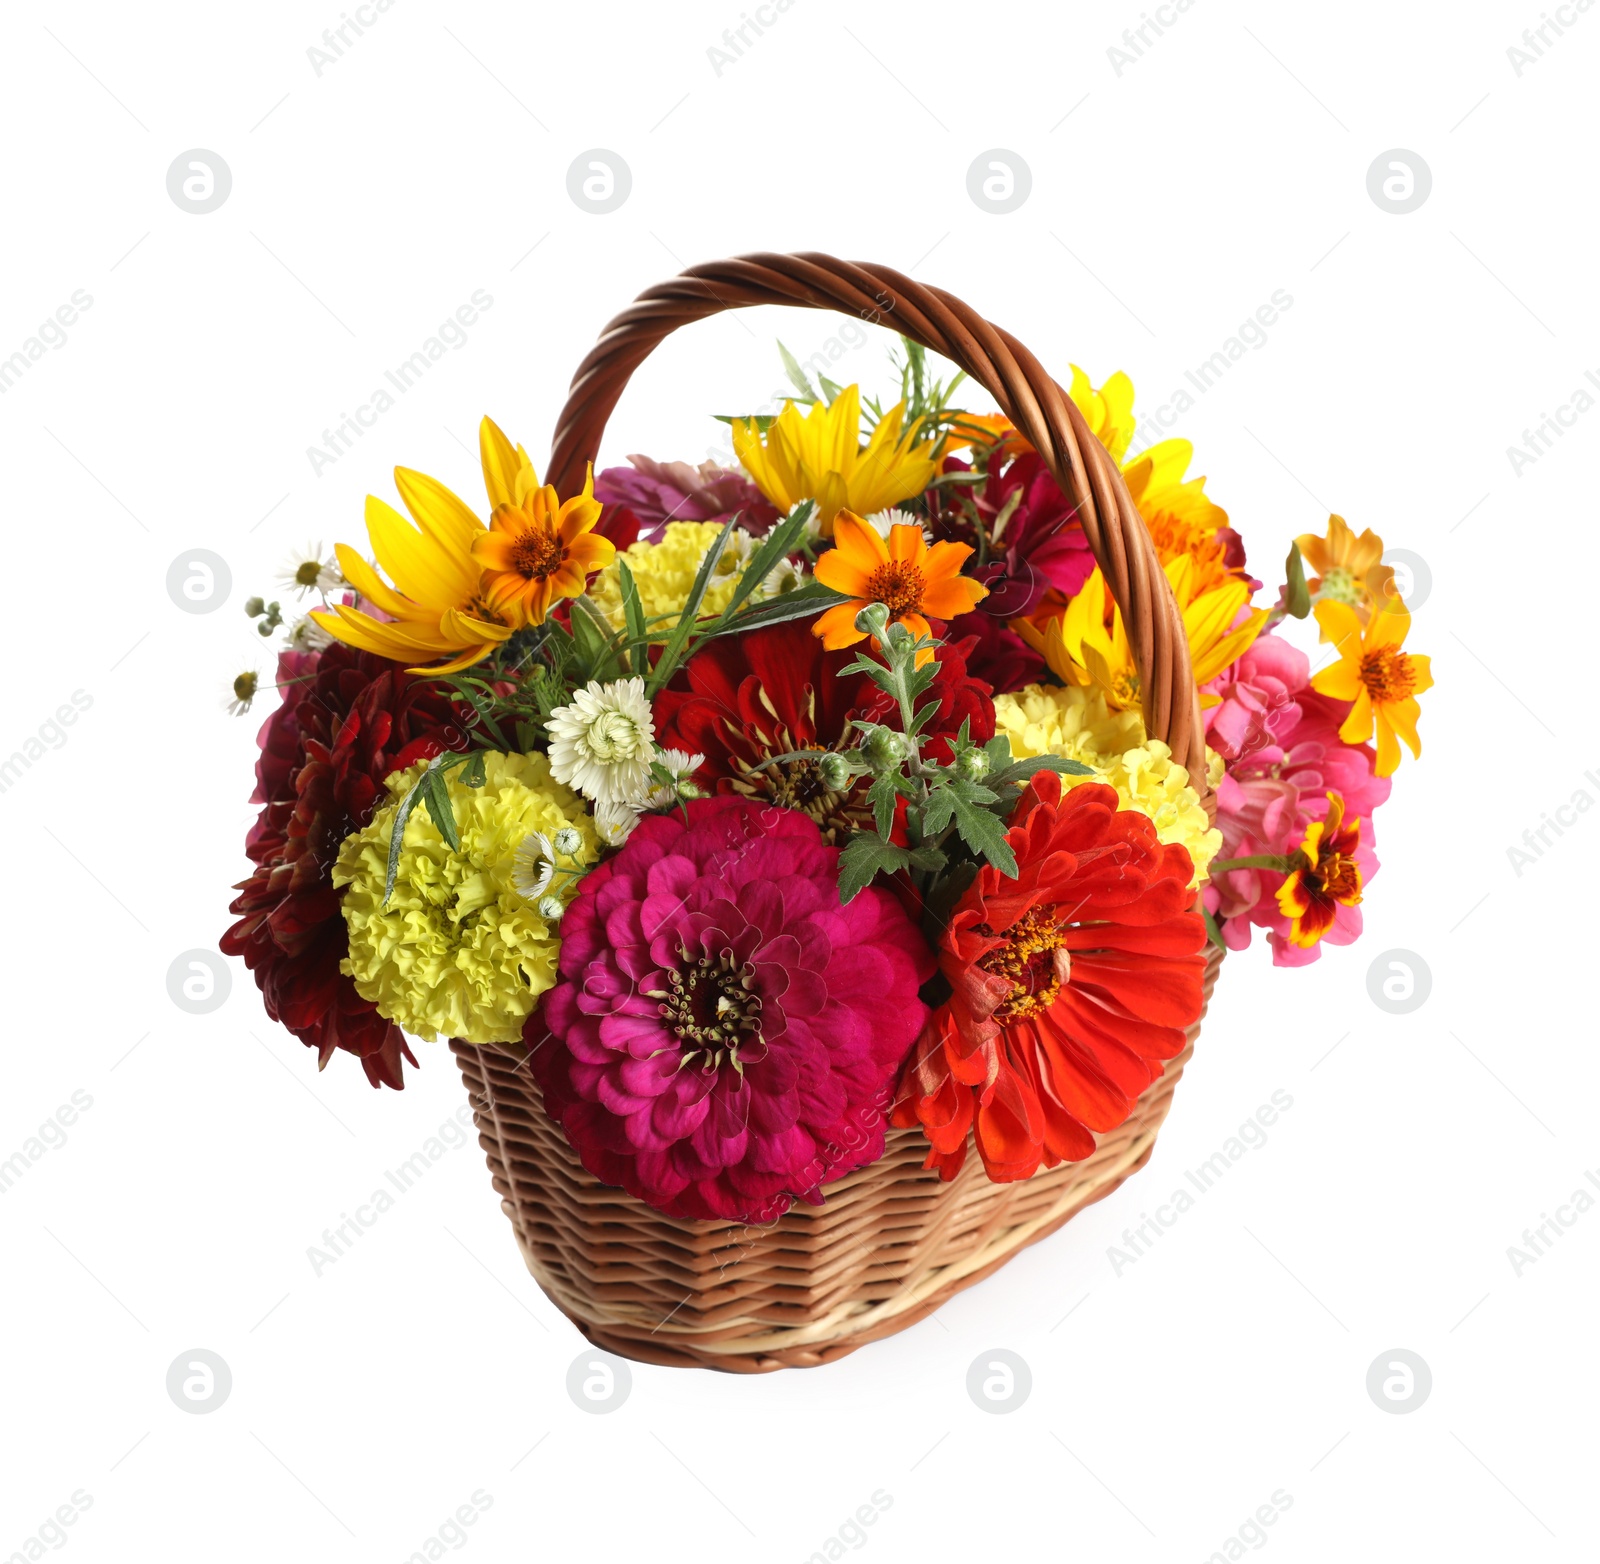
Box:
456;252;1224;1370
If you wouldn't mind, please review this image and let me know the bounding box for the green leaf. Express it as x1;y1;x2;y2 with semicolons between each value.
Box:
992;754;1098;787
647;516;737;695
419;769;459;850
568;593;621;682
700;581;848;639
950;793;1017;876
383;751;474;904
816;373;845;404
1202;905;1227;950
712;412;777;430
836;835;911;904
1284;541;1311;619
445;678;511;750
921;781;956;840
617;558;649;676
711;500;814;626
777;341;818;402
866;773;900;839
457;751;487;789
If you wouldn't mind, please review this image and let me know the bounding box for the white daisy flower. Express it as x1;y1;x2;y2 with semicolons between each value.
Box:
285;612;333;652
644;749;705;810
512;832;556;902
277;543;341;599
546;677;657;807
593;798;642;847
760;556;807;599
866;508;933;542
225;669;260;716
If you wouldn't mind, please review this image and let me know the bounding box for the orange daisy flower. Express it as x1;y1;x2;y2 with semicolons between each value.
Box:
1311;600;1432;776
471;445;614;627
813;510;987;665
1276;792;1365;948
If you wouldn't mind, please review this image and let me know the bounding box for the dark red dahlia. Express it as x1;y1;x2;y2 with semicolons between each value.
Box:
653;620;995;843
221;645;464;1088
530;798;935;1222
943;608;1047;695
925;452;1096;619
594;456;779;538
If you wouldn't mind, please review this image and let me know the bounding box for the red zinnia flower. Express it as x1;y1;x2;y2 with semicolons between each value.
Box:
221;645;464;1088
654;619;994;843
893;775;1208;1182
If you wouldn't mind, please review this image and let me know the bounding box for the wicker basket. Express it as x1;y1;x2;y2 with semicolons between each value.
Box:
455;252;1222;1371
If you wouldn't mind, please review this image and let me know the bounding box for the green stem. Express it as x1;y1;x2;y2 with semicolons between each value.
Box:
1210;852;1301;875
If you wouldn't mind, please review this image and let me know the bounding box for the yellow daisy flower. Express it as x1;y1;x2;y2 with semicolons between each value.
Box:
1311;601;1432;775
731;385;943;537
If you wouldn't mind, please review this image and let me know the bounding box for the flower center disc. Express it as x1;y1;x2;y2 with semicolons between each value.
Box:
1358;647;1416;703
510;524;563;582
657;949;765;1071
865;560;925;617
978;904;1069;1021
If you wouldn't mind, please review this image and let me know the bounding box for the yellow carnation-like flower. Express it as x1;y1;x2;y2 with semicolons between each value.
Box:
589;520;745;632
994;684;1222;885
334;752;597;1046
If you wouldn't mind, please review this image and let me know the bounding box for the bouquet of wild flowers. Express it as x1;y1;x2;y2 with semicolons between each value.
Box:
223;336;1430;1222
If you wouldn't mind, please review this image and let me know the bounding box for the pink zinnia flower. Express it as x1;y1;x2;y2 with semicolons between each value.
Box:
530;799;935;1222
1205;691;1391;966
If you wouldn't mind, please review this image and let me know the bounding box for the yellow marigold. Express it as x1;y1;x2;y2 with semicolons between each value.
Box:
993;684;1222;885
334;752;597;1046
589;520;744;632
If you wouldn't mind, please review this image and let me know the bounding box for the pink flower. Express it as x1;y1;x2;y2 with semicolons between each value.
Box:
1205;692;1391;966
530;799;935;1222
1203;631;1308;763
594;457;779;538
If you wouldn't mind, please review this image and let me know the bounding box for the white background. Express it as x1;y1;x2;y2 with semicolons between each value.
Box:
1;0;1594;1559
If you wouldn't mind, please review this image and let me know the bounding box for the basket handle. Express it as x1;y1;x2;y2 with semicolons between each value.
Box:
547;251;1208;790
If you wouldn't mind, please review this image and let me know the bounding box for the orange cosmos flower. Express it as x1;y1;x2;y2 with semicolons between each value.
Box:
1311;600;1432;776
813;510;987;664
470;419;614;626
1276;792;1364;948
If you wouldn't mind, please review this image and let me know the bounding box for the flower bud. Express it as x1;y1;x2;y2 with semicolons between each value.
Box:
816;751;852;792
956;748;991;782
854;602;891;640
244;596;265;617
552;826;582;857
859;725;908;772
537;895;565;921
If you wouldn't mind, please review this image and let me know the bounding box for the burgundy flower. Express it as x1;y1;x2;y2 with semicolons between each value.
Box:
944;609;1048;695
595;456;779;538
530;799;935;1222
654;620;994;843
221;645;464;1088
926;453;1095;618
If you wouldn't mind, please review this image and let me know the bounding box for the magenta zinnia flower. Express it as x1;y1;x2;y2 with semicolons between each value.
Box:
530;798;935;1222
